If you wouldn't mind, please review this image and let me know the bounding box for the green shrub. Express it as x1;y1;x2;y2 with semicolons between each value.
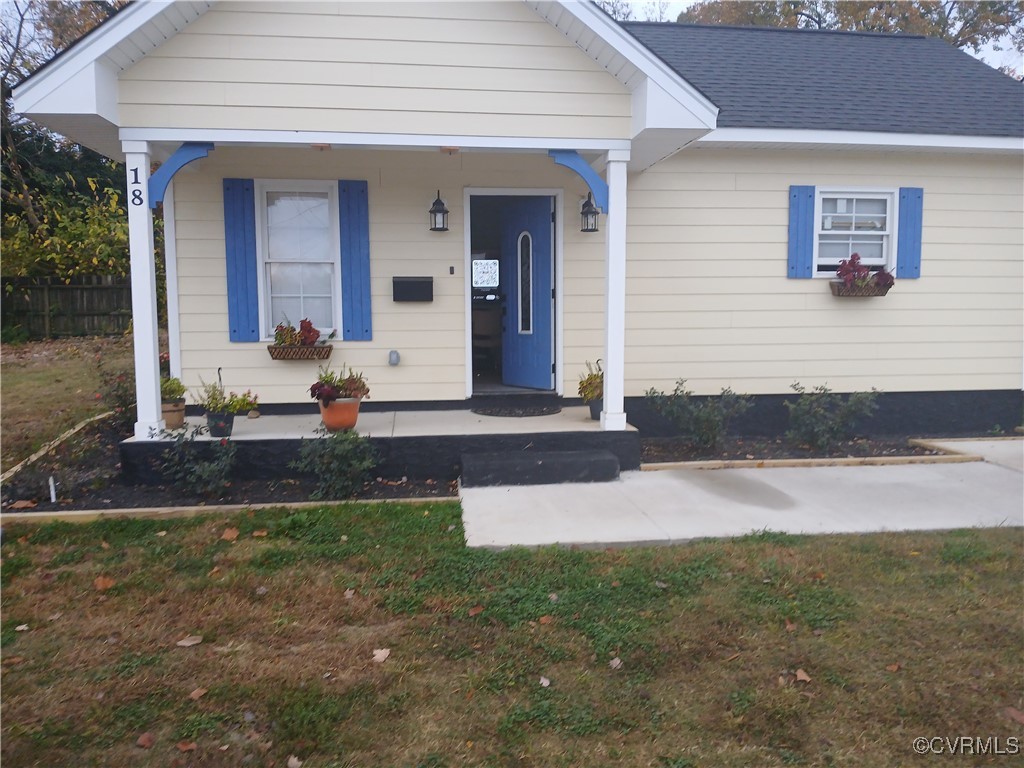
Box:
645;380;752;450
157;425;237;496
784;383;879;452
290;428;378;500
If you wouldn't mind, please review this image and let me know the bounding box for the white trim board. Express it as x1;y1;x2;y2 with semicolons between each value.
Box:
697;128;1024;154
119;128;633;153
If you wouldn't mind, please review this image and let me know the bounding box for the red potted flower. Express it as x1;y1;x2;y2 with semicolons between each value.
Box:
309;364;370;431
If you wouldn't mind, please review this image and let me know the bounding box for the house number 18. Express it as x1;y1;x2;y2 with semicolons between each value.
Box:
129;167;144;206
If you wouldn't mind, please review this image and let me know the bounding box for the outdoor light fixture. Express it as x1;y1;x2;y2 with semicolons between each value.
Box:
580;192;599;233
429;190;449;232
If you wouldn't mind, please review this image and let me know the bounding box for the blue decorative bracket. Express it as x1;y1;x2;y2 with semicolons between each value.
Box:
548;149;609;212
149;142;215;208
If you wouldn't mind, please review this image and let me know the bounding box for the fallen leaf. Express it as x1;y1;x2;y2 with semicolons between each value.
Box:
539;676;550;687
287;756;303;768
176;635;203;648
538;615;553;625
220;527;239;542
548;593;559;602
611;580;621;588
93;575;116;592
156;531;167;537
885;663;901;673
1004;707;1024;725
10;500;37;509
189;687;207;701
343;588;355;600
208;566;220;576
785;618;797;633
255;586;269;596
14;624;29;632
252;530;268;537
219;745;230;751
724;652;741;662
176;740;197;752
136;732;155;749
372;648;390;663
908;550;920;556
17;536;28;544
2;656;25;666
48;612;62;621
795;668;812;683
100;541;111;550
468;605;484;617
655;580;668;589
608;657;623;670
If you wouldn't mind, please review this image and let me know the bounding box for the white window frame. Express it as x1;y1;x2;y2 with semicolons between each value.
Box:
253;179;341;340
812;187;899;277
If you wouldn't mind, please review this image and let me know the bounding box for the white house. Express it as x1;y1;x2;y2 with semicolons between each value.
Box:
13;0;1023;442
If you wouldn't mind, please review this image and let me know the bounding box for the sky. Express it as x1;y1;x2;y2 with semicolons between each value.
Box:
641;0;1022;73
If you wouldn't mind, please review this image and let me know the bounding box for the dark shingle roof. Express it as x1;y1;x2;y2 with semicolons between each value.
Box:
621;22;1024;137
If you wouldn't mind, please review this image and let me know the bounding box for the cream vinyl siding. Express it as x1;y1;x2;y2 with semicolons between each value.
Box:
626;149;1024;395
172;147;604;403
118;1;631;140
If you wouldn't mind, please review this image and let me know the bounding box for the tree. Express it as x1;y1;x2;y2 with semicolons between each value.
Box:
678;1;1024;55
1;0;129;280
596;1;672;22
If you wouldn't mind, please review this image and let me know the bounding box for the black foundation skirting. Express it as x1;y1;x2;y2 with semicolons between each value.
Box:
626;389;1023;438
120;429;641;486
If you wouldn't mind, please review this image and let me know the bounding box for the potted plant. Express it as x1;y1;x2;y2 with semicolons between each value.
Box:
268;317;335;360
194;373;259;438
309;364;370;431
830;253;895;297
578;360;603;421
160;376;187;430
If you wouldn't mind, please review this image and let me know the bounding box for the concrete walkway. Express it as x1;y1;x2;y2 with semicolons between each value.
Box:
461;438;1024;548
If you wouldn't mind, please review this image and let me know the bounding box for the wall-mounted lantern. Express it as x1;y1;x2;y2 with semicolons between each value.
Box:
580;192;599;233
429;190;449;232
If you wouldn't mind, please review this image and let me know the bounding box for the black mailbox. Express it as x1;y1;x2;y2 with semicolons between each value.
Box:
392;276;433;302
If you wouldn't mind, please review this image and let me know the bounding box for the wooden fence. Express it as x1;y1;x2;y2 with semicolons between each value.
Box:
2;277;132;338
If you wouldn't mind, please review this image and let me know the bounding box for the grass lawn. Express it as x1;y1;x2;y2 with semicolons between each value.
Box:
0;336;134;473
2;504;1021;767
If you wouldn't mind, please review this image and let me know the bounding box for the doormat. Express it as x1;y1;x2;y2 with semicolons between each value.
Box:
471;405;562;418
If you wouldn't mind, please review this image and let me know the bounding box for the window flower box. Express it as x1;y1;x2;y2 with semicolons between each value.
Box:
830;253;894;298
829;281;891;297
267;344;333;361
268;318;335;360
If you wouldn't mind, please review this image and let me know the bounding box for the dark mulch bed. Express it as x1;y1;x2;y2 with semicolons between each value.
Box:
642;435;944;463
2;420;948;515
1;422;457;514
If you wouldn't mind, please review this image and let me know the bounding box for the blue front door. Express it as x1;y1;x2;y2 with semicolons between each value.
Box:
501;196;554;389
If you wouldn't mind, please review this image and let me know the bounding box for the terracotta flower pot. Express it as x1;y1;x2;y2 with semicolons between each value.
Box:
161;399;186;430
319;398;361;431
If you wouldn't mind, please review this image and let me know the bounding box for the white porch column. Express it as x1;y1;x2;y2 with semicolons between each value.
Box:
123;141;165;439
601;149;629;431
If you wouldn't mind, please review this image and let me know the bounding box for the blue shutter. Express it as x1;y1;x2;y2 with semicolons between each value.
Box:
896;187;923;279
338;180;372;341
223;178;259;341
788;185;815;278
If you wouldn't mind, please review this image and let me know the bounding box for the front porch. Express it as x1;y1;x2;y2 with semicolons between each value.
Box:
120;405;641;485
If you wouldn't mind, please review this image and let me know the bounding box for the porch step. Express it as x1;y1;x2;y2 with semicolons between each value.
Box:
460;449;620;488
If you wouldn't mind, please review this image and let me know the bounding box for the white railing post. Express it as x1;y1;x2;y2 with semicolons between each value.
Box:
602;150;629;431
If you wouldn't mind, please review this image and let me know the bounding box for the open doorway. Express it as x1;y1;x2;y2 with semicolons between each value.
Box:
469;195;555;394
